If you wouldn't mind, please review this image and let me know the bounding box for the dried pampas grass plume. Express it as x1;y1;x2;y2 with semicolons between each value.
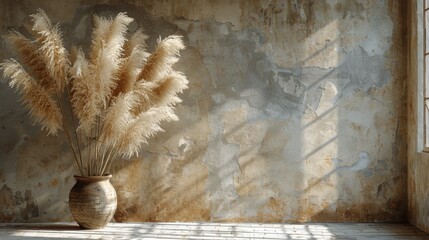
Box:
115;106;179;158
88;13;133;106
152;71;189;107
69;47;100;133
113;29;149;97
100;92;138;147
7;31;58;94
1;59;62;135
137;35;185;83
1;9;189;176
30;9;69;93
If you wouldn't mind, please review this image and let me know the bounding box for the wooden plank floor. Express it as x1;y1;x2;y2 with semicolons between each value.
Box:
0;222;428;239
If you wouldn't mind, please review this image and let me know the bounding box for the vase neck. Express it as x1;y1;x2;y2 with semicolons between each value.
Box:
74;175;112;183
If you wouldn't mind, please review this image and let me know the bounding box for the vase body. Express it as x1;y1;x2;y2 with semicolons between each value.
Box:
69;175;117;229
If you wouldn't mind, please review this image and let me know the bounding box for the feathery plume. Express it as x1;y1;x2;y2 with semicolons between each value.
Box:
69;47;100;133
115;106;178;158
1;59;62;135
131;71;188;115
100;92;137;147
131;81;157;115
69;47;89;79
137;35;185;83
30;9;69;93
8;31;57;94
131;36;186;115
31;9;53;33
113;29;149;97
124;29;149;56
88;13;134;108
151;71;189;107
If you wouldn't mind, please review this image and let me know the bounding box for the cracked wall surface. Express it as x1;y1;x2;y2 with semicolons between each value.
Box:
0;0;407;222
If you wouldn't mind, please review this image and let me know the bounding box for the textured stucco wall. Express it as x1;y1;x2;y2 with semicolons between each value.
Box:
408;0;429;232
0;0;407;223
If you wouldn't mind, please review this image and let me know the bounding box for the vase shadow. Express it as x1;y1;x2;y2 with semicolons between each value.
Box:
1;223;80;231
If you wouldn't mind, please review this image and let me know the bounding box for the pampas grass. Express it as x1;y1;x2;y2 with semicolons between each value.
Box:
1;9;188;176
2;59;63;135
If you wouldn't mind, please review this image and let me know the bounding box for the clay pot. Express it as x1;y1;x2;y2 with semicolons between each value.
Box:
69;175;117;229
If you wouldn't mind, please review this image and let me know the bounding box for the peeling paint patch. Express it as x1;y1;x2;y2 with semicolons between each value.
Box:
0;185;13;222
0;185;39;222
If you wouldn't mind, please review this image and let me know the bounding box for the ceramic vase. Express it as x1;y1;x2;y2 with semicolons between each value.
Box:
69;174;117;229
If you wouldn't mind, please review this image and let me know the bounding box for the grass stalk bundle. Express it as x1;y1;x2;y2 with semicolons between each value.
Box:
1;9;188;176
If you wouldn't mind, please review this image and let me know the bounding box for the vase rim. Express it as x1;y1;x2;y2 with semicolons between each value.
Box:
73;174;112;181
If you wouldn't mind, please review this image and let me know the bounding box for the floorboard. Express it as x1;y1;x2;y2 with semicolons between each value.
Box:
0;222;427;239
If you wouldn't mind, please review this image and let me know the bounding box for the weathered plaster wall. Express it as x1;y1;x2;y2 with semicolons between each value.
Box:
0;0;407;223
408;0;429;232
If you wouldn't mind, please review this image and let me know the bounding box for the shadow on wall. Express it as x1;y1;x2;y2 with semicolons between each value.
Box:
110;0;407;223
294;0;407;222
